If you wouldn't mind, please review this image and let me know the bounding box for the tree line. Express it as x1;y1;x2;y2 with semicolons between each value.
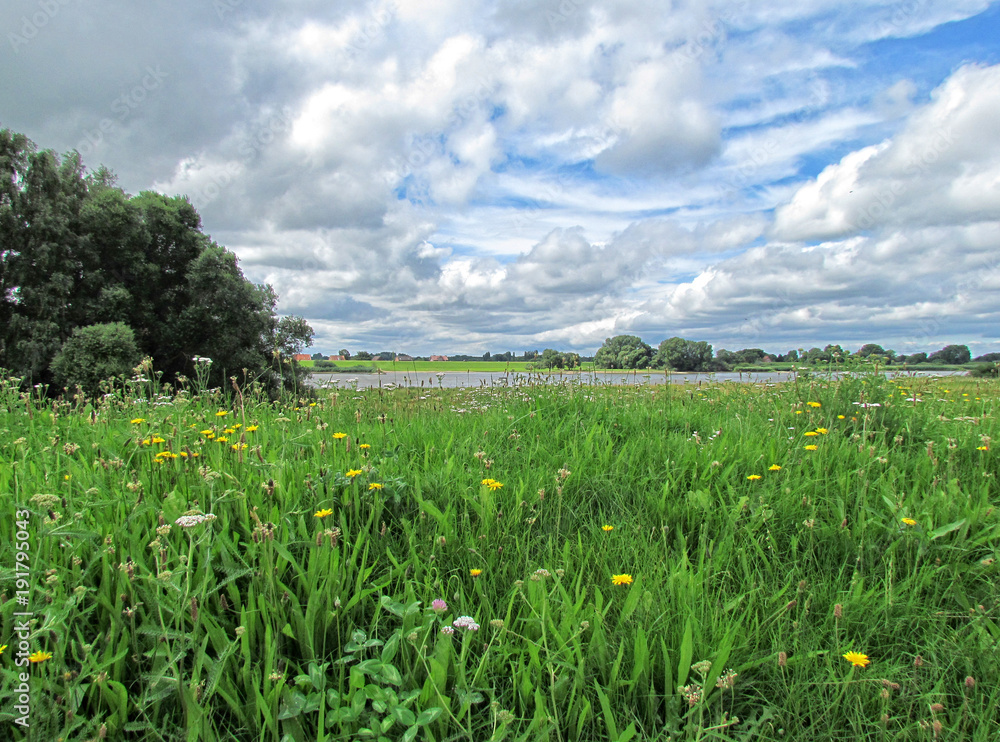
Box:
0;128;313;396
590;335;985;372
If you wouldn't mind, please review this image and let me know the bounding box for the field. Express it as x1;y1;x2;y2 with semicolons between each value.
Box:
1;370;998;741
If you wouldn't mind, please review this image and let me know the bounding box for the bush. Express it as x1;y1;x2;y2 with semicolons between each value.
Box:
51;322;141;396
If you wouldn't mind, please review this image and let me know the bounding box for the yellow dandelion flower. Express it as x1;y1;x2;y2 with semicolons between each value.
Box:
359;443;371;449
804;431;819;437
815;428;828;434
231;443;247;451
332;432;347;440
309;403;317;407
215;411;228;417
768;464;782;471
901;517;917;526
602;525;614;532
470;568;483;577
200;429;214;436
216;436;228;443
808;402;821;408
804;444;818;451
368;482;383;491
843;651;870;668
151;436;165;444
481;478;496;486
837;415;846;419
487;480;504;491
130;418;146;424
232;423;242;429
0;644;6;654
977;446;989;451
314;508;333;519
747;474;762;480
795;410;804;415
246;425;259;432
223;428;235;435
29;650;53;663
345;469;363;477
612;574;634;586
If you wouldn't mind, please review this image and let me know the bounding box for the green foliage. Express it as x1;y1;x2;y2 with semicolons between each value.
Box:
654;337;713;371
50;322;141;395
2;366;996;740
594;335;653;369
930;343;972;365
0;128;313;395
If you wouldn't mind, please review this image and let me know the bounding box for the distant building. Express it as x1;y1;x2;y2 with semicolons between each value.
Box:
429;355;449;361
293;354;311;361
761;355;773;363
329;355;346;361
395;354;414;362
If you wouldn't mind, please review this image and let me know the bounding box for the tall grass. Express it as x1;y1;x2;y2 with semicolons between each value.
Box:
0;368;997;741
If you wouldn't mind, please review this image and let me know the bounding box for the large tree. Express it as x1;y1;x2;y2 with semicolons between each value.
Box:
654;337;713;371
929;344;971;365
594;335;653;369
0;128;312;393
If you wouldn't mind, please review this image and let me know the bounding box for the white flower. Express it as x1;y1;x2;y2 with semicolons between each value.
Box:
175;513;217;528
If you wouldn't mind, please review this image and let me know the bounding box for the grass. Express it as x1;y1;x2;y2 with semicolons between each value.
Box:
1;368;998;741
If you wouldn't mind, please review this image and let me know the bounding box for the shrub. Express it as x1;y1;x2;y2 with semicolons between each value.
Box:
51;322;141;396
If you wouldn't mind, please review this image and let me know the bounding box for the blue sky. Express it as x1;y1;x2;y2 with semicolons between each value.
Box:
2;0;1000;356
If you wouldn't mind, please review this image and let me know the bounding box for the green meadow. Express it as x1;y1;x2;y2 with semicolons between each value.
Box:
1;369;998;741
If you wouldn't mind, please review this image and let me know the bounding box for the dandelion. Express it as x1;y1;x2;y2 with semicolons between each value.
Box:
216;437;228;443
29;651;53;663
0;644;7;655
200;429;214;436
977;446;989;451
804;444;818;451
807;401;821;408
215;411;228;417
843;651;870;668
431;599;447;612
151;436;165;444
481;478;496;486
768;464;782;471
470;568;483;577
486;480;503;491
815;428;829;434
130;418;146;424
795;410;804;415
315;508;333;519
837;414;846;419
345;469;363;478
804;431;819;437
747;474;762;480
901;517;917;526
359;443;371;449
602;525;614;532
231;443;247;451
246;425;259;432
368;482;383;491
332;432;347;440
612;574;633;586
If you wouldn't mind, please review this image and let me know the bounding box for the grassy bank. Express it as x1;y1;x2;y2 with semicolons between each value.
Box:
1;371;997;740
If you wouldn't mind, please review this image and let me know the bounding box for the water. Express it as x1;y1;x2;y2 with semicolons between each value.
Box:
307;368;966;391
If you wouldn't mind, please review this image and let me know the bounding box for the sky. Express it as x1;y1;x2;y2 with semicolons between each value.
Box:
3;0;1000;357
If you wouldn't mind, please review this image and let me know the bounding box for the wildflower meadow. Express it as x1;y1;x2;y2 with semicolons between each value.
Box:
1;366;998;740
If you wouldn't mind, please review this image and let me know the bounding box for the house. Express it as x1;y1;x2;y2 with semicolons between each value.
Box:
293;354;311;361
395;354;414;362
429;355;449;361
329;355;346;361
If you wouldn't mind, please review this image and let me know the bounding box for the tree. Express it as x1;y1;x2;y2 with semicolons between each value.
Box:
50;322;140;396
654;337;713;371
857;343;886;358
354;350;372;360
929;344;971;365
0;128;312;394
339;348;351;360
594;335;653;369
903;352;928;364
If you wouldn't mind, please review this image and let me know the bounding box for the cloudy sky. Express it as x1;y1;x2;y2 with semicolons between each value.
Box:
3;0;1000;356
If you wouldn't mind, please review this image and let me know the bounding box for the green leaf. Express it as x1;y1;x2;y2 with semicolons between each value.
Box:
416;707;442;726
379;663;403;686
392;706;416;726
930;519;966;540
402;725;419;742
